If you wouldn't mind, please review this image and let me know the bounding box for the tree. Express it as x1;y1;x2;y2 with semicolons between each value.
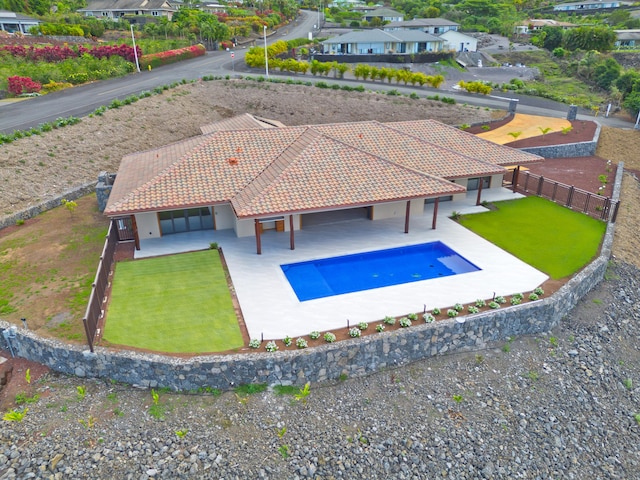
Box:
541;26;563;51
562;26;616;52
615;70;640;96
594;57;621;90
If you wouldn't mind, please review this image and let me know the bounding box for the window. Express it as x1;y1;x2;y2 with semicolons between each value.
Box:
159;208;213;234
467;177;491;191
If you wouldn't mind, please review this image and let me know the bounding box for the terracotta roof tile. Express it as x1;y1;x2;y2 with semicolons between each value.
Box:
105;117;542;217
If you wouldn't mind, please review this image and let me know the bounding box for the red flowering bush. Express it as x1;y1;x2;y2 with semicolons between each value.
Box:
139;44;205;69
7;76;42;95
0;43;142;63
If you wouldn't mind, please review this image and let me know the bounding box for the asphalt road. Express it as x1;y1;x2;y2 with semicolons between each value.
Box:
0;12;634;133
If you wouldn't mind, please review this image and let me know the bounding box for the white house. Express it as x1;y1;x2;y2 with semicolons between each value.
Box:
384;18;459;35
553;0;632;10
322;28;444;54
439;30;478;52
0;10;41;34
78;0;177;20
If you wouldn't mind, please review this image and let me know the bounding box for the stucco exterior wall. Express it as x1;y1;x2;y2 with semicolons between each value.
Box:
135;212;161;239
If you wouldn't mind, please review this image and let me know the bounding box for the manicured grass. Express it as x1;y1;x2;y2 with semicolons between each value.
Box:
104;250;243;353
458;196;606;280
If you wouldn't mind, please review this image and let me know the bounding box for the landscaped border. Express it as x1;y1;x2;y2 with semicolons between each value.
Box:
0;162;623;390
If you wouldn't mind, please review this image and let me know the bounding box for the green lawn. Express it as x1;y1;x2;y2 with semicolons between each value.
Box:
458;196;606;280
104;250;243;353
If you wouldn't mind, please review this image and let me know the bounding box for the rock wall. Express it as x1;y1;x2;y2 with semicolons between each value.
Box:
519;122;601;158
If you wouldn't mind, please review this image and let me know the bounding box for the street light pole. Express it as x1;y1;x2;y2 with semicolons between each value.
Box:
130;24;141;73
263;25;269;79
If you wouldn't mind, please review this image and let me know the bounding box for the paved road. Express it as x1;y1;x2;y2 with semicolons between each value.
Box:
0;13;634;133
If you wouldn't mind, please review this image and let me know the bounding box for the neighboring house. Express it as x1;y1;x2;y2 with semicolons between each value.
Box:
0;10;41;34
384;18;459;35
104;114;542;254
513;19;578;34
362;7;404;23
615;29;640;47
439;30;478;52
78;0;177;20
553;0;632;11
321;28;444;54
201;3;228;14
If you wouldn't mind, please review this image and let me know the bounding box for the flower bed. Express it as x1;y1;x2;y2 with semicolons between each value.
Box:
139;44;206;69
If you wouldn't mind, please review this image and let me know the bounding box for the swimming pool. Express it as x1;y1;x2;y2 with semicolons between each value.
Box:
281;241;481;301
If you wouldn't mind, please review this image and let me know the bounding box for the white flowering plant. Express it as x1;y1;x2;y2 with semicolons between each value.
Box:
249;339;261;349
296;337;308;349
447;309;458;318
265;341;278;352
309;331;320;340
349;327;361;338
383;316;396;325
324;332;336;343
423;313;435;323
357;322;368;330
283;336;292;347
376;324;385;333
399;317;412;327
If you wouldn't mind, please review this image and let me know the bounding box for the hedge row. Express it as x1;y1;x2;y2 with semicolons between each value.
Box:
139;44;206;69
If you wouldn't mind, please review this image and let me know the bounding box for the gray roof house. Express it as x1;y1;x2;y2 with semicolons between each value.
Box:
615;29;640;47
384;18;459;34
322;28;444;54
78;0;177;20
0;10;41;34
362;7;404;23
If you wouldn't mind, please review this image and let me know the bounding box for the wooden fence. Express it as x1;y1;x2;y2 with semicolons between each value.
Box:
82;221;118;352
507;170;620;222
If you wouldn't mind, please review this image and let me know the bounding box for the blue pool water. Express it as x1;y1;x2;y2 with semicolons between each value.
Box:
281;241;480;302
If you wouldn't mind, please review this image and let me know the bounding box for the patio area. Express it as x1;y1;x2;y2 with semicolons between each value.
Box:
134;189;548;339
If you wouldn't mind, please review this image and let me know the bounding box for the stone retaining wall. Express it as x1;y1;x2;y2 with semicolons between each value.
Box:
519;122;601;158
0;183;94;231
0;158;621;390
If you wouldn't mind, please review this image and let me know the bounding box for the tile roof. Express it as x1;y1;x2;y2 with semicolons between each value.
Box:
199;113;285;135
104;116;543;218
387;119;543;166
322;28;442;44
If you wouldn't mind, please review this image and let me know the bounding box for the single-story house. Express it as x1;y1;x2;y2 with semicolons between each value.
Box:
321;28;444;54
78;0;177;20
439;30;478;52
513;19;578;34
615;29;640;47
553;0;632;10
362;7;404;23
0;10;41;34
104;114;542;254
384;18;459;35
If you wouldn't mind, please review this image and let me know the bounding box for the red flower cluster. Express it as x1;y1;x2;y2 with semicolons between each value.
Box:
7;76;42;95
0;43;142;63
140;44;205;69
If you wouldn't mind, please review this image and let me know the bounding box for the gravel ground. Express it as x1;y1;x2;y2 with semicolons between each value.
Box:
0;259;638;479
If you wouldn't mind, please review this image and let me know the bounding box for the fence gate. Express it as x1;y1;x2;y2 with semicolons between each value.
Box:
114;217;134;241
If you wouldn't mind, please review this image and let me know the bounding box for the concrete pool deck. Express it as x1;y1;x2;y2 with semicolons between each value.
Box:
135;189;548;339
